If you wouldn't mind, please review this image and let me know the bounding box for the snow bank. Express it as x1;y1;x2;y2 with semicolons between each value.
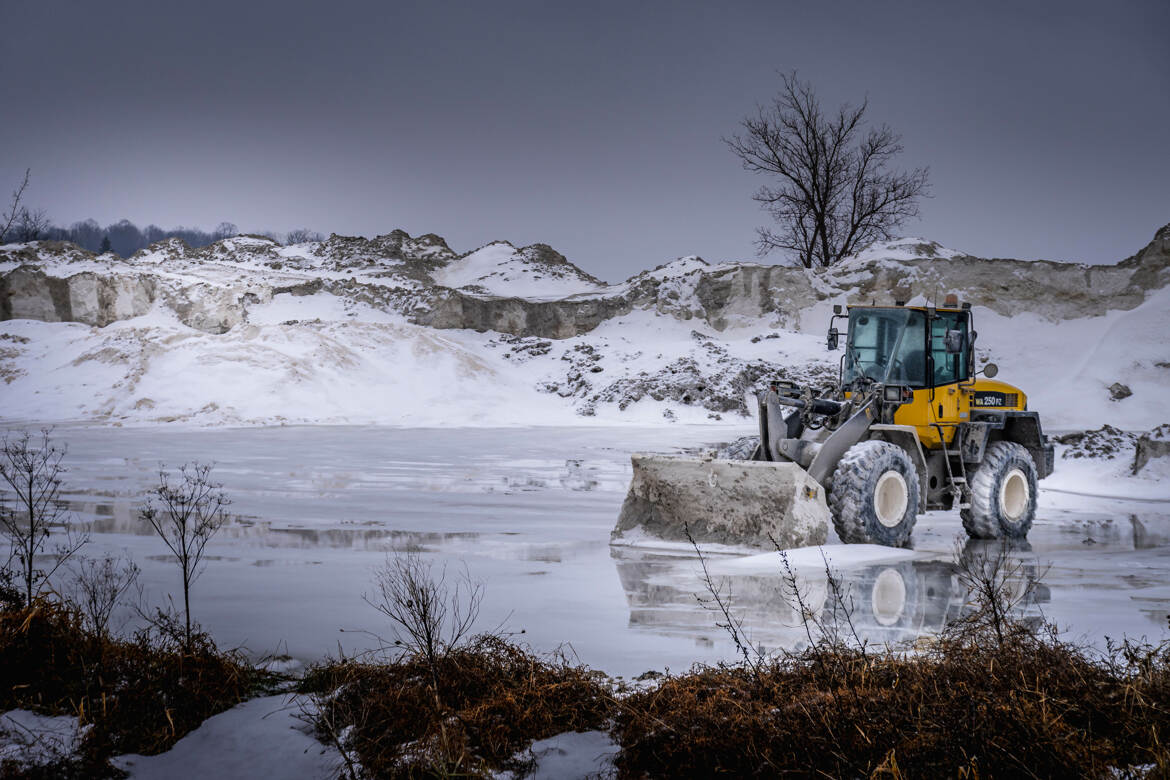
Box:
432;241;604;299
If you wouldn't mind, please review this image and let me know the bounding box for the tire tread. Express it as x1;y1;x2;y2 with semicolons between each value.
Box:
829;440;919;546
961;441;1037;539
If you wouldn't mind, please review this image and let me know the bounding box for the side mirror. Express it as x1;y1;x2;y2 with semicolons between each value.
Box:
983;363;998;378
827;327;839;351
944;329;964;354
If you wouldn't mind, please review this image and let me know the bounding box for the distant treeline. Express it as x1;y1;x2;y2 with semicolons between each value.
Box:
1;217;323;258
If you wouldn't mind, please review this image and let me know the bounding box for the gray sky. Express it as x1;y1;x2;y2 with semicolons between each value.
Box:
2;0;1167;281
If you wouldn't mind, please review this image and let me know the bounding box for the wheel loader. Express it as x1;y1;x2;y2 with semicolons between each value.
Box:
612;296;1055;549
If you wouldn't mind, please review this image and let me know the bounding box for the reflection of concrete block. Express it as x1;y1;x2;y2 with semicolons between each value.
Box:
612;455;829;550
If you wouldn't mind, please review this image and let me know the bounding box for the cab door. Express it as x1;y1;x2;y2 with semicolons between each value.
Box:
927;311;970;444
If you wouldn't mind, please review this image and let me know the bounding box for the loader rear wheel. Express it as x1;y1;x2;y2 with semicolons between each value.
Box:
829;440;920;547
961;441;1037;539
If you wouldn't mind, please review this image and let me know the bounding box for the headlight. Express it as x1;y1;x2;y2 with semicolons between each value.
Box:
883;385;905;403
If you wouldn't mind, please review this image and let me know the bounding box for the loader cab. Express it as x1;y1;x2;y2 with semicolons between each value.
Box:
839;305;971;389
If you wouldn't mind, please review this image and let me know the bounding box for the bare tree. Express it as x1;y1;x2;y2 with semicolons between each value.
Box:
70;552;140;638
0;430;87;604
284;228;320;245
68;219;103;252
14;207;50;242
0;169;31;243
726;72;930;268
953;539;1044;648
140;463;229;650
366;553;483;702
212;222;238;241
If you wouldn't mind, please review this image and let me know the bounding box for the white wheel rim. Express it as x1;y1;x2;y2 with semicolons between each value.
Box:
1000;468;1029;522
871;568;907;626
874;471;909;528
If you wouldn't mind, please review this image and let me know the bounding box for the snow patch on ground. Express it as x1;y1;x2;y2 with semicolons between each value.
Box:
0;710;88;772
113;695;342;779
505;729;619;779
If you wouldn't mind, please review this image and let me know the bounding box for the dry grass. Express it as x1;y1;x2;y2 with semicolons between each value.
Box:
0;600;270;777
612;620;1170;779
300;634;614;778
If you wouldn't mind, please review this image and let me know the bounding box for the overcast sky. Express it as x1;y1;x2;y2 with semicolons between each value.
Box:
2;0;1167;281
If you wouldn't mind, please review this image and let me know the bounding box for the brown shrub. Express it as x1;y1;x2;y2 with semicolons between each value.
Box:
300;634;614;777
0;600;269;776
613;626;1170;778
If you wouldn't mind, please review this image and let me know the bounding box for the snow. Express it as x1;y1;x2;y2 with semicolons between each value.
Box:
108;699;614;780
0;313;576;427
6;223;1168;430
714;544;919;575
846;237;966;264
432;242;603;299
510;730;619;779
971;286;1170;432
6;279;1165;431
4;226;1168;432
112;695;342;779
1046;444;1170;502
635;255;710;282
0;710;88;771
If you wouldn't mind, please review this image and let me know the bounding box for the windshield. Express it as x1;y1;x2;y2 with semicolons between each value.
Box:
843;308;927;386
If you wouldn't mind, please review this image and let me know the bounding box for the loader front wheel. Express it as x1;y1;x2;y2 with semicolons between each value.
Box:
961;441;1037;539
829;440;920;547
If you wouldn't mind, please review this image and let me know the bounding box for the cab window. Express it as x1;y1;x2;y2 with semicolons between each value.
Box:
930;311;969;385
844;308;927;387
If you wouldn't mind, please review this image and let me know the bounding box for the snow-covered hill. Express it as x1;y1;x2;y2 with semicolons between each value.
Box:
1;223;1168;431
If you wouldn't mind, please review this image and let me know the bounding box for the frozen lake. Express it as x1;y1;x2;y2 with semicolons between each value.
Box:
33;425;1170;677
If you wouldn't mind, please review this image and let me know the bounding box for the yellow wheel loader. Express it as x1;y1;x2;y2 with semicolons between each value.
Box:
612;297;1054;549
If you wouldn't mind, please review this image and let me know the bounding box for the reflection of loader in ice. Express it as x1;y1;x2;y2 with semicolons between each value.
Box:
610;540;1050;650
614;298;1055;549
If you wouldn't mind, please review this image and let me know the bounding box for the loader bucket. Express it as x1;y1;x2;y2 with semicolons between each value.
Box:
611;455;830;550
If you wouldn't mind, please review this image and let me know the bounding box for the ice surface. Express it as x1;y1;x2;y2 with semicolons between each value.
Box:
35;424;1170;682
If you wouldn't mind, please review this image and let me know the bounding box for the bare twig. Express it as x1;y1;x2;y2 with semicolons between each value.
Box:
953;539;1043;648
140;462;229;651
0;168;30;243
685;524;765;682
364;552;483;705
69;552;141;638
0;429;88;604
